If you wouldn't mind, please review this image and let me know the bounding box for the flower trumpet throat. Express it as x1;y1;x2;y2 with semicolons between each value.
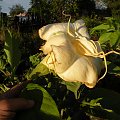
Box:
38;19;119;88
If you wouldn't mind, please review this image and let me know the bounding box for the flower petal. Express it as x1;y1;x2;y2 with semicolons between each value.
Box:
74;20;90;39
39;19;103;88
51;44;78;73
40;33;73;54
58;56;98;88
39;23;75;40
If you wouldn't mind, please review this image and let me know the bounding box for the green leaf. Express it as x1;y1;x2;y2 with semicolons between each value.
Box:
62;81;81;99
84;88;120;119
99;32;111;44
107;61;120;76
91;24;111;34
67;116;71;120
16;83;60;120
29;62;50;79
29;53;41;67
99;31;120;47
4;29;21;70
0;55;6;70
81;98;102;108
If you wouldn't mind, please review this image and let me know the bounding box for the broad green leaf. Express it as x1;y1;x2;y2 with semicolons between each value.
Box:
108;31;120;47
29;62;50;79
99;32;111;44
62;81;81;99
99;31;120;47
4;29;21;70
83;88;120;119
91;24;111;34
16;83;60;120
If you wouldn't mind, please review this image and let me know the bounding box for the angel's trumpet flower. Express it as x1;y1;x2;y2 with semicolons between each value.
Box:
38;20;104;88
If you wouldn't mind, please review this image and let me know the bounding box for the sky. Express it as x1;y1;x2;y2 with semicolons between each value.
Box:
0;0;31;14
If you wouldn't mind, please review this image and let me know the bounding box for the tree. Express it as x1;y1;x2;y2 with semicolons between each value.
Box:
9;4;25;16
29;0;96;25
48;0;65;22
29;0;51;25
47;0;95;22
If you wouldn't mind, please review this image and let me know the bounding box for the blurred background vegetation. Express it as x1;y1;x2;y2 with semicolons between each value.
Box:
0;0;120;120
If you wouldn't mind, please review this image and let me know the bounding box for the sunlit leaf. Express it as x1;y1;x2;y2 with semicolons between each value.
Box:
99;32;111;44
62;81;81;99
99;31;120;47
81;98;102;108
29;53;41;67
29;62;50;79
91;24;112;34
16;83;60;120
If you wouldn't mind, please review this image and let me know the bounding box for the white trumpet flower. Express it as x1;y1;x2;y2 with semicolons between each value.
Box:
39;20;104;88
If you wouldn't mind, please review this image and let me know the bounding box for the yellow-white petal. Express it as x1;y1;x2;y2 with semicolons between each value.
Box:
39;23;75;40
51;44;78;73
41;34;78;73
41;52;55;70
69;37;96;56
39;19;103;88
41;33;73;54
58;56;98;88
74;20;90;39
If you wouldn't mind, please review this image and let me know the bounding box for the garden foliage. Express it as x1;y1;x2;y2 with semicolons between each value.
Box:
0;17;120;120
